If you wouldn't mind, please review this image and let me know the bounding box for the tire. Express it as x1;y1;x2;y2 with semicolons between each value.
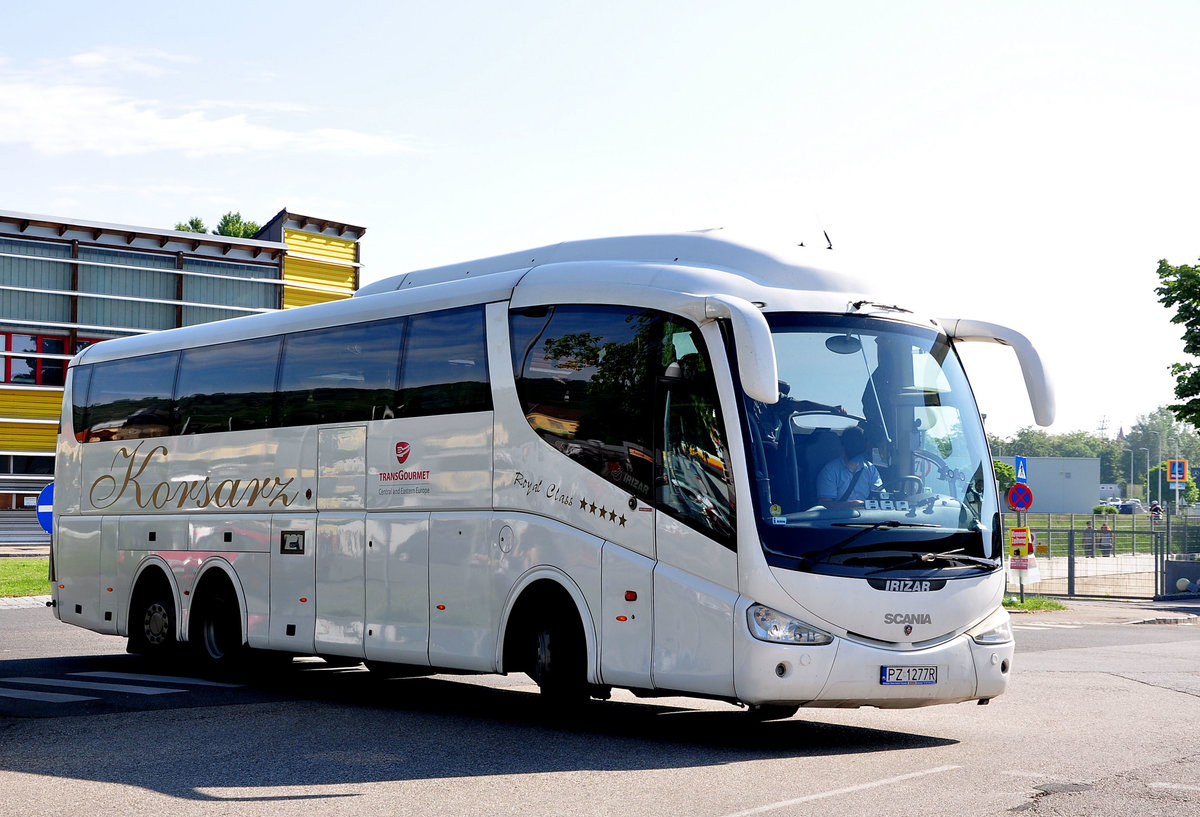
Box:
746;704;799;722
530;611;587;703
127;579;177;660
190;591;245;672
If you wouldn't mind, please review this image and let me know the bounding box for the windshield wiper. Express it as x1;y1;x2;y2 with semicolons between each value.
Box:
866;548;998;575
800;519;940;568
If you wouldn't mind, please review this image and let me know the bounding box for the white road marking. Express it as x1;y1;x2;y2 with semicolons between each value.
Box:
73;671;244;688
0;687;97;703
719;765;962;816
6;677;185;695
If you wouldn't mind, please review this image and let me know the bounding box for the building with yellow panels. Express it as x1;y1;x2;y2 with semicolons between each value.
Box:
256;209;364;308
0;208;365;511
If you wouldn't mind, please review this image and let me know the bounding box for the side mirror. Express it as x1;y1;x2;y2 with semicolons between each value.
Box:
706;295;779;404
940;318;1056;427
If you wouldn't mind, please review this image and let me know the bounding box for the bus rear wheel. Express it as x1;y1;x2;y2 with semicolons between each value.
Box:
190;591;245;672
128;578;177;660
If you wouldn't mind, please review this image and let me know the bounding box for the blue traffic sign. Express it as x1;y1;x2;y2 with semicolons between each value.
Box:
36;482;53;534
1014;456;1028;485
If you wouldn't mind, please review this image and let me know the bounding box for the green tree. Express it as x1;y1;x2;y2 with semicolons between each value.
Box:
212;211;260;238
993;460;1016;496
172;212;260;238
174;216;206;233
1155;258;1200;425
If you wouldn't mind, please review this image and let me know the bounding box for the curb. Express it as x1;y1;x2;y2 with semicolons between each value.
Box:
0;594;52;610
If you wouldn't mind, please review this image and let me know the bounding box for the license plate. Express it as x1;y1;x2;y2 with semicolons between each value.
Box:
880;665;938;685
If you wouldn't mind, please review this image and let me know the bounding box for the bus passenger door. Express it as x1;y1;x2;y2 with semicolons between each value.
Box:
315;513;366;659
651;376;738;697
314;426;367;659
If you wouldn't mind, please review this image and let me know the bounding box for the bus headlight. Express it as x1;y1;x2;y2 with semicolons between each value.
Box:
747;604;834;645
967;608;1014;645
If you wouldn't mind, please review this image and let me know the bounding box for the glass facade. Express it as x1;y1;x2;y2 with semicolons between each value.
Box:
0;211;363;512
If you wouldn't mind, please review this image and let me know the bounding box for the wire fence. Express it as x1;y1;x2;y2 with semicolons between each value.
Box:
1001;511;1200;598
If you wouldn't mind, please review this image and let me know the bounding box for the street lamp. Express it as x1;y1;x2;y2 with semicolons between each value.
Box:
1141;447;1150;502
1149;430;1161;506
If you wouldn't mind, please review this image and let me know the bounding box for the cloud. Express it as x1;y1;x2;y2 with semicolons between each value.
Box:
0;50;407;158
67;46;197;78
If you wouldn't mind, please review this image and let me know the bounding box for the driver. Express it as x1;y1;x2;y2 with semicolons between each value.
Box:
816;426;883;508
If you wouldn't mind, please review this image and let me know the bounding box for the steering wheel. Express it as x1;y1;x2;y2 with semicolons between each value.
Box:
896;474;924;497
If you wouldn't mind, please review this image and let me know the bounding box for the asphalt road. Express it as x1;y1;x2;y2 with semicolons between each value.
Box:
1;601;1198;816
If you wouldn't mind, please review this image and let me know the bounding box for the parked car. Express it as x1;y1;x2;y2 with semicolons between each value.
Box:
1118;500;1145;515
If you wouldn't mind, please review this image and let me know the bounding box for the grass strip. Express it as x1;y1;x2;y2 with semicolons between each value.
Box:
0;558;50;598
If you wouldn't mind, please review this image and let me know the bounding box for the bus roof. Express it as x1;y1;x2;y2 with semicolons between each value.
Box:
73;232;874;367
355;231;867;298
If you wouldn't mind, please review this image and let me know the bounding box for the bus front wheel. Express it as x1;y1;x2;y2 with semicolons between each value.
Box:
530;613;586;702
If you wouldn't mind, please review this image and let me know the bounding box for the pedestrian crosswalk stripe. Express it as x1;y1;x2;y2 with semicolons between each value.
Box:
0;687;97;703
5;677;185;695
73;671;244;688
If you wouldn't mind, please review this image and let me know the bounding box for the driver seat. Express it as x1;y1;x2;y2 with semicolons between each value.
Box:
799;430;842;509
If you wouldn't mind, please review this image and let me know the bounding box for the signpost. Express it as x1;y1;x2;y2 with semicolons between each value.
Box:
1008;526;1039;602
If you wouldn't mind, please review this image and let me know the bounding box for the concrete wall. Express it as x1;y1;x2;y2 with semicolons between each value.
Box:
997;456;1101;513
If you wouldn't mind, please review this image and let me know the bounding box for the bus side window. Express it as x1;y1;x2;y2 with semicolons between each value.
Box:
510;305;660;503
278;317;406;427
175;337;281;434
397;305;490;417
657;326;735;547
70;364;95;441
82;352;179;442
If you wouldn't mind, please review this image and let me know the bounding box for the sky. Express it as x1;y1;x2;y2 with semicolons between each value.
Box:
2;1;1199;439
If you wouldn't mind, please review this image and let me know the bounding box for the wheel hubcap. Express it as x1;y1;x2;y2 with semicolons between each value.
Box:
144;603;169;646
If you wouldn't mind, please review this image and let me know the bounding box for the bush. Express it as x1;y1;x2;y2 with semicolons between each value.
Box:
1092;505;1118;515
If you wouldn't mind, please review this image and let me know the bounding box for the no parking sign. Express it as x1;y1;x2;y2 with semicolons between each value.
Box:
1007;483;1033;511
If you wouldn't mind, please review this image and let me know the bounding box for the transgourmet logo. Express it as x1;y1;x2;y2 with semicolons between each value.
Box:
379;441;430;495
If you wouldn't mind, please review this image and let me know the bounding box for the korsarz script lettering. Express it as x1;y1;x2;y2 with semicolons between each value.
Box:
89;442;299;511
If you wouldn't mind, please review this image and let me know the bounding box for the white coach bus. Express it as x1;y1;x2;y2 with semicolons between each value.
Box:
50;232;1053;716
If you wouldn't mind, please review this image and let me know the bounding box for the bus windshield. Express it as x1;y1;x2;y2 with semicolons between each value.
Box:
744;313;1000;576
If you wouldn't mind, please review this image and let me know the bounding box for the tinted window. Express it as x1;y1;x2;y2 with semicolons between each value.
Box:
10;334;36;384
278;318;405;427
175;337;281;434
70;364;94;439
657;328;735;545
398;306;491;416
82;352;179;442
511;305;734;543
511;305;665;503
40;337;66;387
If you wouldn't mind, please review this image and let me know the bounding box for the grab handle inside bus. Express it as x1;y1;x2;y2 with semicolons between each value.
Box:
706;295;779;405
941;317;1056;427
